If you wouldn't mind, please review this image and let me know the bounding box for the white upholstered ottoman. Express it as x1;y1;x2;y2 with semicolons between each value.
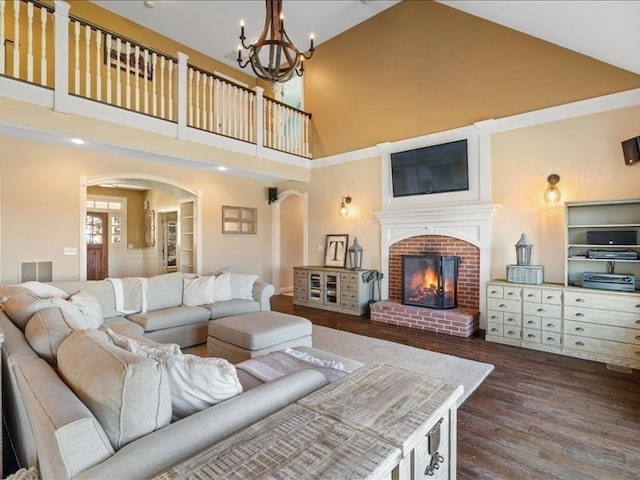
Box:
206;311;312;363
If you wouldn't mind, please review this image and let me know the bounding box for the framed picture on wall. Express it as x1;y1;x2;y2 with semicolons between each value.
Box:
323;234;349;268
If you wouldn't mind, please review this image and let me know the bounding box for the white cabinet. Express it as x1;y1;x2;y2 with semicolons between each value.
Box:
178;199;196;274
293;266;373;315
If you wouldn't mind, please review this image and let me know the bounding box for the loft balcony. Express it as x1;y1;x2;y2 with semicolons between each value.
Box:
0;0;313;178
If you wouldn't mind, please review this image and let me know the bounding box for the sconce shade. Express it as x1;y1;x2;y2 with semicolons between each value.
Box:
339;196;352;217
348;237;363;270
543;174;561;203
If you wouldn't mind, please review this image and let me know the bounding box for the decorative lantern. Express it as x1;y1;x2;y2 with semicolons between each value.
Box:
348;237;363;271
515;233;533;266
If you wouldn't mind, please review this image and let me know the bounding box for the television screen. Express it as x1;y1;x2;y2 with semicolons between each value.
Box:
390;139;469;197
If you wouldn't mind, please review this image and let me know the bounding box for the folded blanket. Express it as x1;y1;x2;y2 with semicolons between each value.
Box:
107;277;148;314
236;348;349;383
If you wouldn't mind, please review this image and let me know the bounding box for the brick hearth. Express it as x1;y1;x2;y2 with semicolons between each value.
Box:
371;234;480;337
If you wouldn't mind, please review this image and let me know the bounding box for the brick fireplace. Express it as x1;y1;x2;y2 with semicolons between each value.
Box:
373;203;498;336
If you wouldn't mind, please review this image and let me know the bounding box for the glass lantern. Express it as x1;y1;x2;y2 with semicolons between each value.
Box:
348;237;363;271
515;233;533;266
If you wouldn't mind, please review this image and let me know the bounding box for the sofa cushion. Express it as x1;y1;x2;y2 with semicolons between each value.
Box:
2;293;54;330
101;316;145;337
203;299;260;320
50;297;93;330
146;273;184;312
50;280;120;319
57;329;172;450
230;273;258;300
105;328;181;356
182;276;215;306
212;272;232;302
127;306;210;332
24;307;77;366
69;291;103;329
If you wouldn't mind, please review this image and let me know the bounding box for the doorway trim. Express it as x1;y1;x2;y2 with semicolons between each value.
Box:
81;174;202;281
272;189;308;293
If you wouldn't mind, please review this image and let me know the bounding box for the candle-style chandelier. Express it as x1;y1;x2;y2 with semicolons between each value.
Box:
237;0;315;83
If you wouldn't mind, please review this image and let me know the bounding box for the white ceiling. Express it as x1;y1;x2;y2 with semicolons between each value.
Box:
92;0;640;76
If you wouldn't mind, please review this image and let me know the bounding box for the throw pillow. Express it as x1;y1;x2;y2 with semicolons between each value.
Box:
2;293;54;330
50;298;90;330
20;281;70;299
212;272;232;302
105;328;181;356
230;273;258;300
182;276;215;306
24;307;76;366
69;291;104;329
143;350;243;420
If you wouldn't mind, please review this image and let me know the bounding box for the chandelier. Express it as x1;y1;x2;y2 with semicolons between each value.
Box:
237;0;315;83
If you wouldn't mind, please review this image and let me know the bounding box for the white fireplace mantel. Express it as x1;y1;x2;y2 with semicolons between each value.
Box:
374;202;500;328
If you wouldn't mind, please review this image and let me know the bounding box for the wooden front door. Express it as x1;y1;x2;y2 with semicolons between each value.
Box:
86;212;108;280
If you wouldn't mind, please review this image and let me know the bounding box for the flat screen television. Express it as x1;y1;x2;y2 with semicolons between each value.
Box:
390;139;469;197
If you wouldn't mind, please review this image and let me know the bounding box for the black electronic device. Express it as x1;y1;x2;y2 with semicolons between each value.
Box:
582;272;636;292
268;187;278;204
621;136;640;166
587;250;638;260
586;230;637;246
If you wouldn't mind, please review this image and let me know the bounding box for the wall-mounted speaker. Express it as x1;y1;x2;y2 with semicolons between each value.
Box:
621;136;640;166
268;187;278;204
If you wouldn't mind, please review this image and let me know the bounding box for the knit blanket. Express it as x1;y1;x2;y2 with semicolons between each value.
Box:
106;277;148;314
236;348;349;383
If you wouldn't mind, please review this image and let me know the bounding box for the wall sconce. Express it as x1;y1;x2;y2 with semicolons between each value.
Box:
339;196;351;216
543;174;561;203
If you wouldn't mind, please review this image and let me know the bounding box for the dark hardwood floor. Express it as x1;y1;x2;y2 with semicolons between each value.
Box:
271;295;640;480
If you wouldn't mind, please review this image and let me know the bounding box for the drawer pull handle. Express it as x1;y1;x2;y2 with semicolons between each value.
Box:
507;292;515;296
527;334;536;339
528;320;536;325
546;337;555;342
507;318;516;323
537;308;545;313
527;294;536;298
575;298;585;303
636;305;640;309
490;290;498;295
575;341;584;347
491;328;498;333
546;296;556;300
575;327;584;332
499;304;507;308
636;336;640;341
575;313;585;318
546;323;555;328
637;320;640;325
490;316;499;320
507;330;516;336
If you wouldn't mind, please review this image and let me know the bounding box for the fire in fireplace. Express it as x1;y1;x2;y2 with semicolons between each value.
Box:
402;255;459;309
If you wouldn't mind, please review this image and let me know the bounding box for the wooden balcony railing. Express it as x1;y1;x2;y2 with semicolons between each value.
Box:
0;0;312;159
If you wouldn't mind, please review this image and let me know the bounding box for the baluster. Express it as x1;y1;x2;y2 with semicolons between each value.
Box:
125;41;131;109
115;37;122;106
264;100;270;148
26;1;33;81
187;67;193;126
304;114;310;156
143;49;149;114
84;25;91;98
106;34;112;104
213;78;220;133
248;94;254;143
195;70;200;128
39;5;46;85
0;1;5;75
73;20;80;94
151;52;157;116
167;59;173;121
208;75;214;132
239;89;245;140
159;57;165;119
12;0;19;78
95;30;102;101
220;81;226;135
134;44;140;112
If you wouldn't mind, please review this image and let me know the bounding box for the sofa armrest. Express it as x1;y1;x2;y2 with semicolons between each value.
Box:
74;369;328;480
252;281;274;311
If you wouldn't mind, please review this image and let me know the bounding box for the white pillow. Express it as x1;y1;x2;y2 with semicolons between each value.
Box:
183;276;215;306
69;291;103;329
145;350;243;420
21;281;70;299
230;273;258;300
50;298;89;330
105;328;181;356
212;272;232;302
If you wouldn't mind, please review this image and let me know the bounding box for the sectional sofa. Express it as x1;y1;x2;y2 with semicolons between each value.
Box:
0;272;361;479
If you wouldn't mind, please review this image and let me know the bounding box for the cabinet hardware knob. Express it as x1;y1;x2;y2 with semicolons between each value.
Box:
527;334;535;339
546;323;555;328
575;298;585;303
507;331;516;336
546;296;555;300
499;304;507;308
547;337;555;342
537;308;545;313
527;294;535;298
491;328;498;333
575;313;585;318
507;292;515;296
490;290;498;294
575;327;584;332
490;316;498;320
507;318;515;323
575;341;584;346
528;321;535;325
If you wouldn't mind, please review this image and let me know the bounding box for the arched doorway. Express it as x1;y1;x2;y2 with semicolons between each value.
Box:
273;189;307;294
82;174;201;280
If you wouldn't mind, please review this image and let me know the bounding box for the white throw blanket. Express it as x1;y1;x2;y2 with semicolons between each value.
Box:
107;277;148;314
236;348;348;383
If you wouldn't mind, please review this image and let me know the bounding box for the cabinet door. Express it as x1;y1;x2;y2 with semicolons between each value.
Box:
308;271;323;303
324;273;339;306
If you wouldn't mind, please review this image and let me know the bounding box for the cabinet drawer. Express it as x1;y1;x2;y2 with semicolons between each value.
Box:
563;306;640;329
563;334;640;361
487;311;503;323
542;331;562;346
341;282;358;294
487;322;503;336
522;316;541;329
294;276;307;287
522;288;562;304
564;320;640;345
522;302;561;318
542;319;561;333
487;298;521;314
294;269;308;279
503;326;521;340
503;314;522;327
564;290;640;314
522;328;541;344
340;272;359;284
487;285;504;298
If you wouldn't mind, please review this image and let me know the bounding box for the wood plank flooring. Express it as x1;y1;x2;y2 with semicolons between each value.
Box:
271;295;640;480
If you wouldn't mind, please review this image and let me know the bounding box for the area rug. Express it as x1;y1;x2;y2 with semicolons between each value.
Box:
310;325;493;405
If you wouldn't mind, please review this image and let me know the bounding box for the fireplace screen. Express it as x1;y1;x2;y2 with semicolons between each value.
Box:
402;255;459;309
